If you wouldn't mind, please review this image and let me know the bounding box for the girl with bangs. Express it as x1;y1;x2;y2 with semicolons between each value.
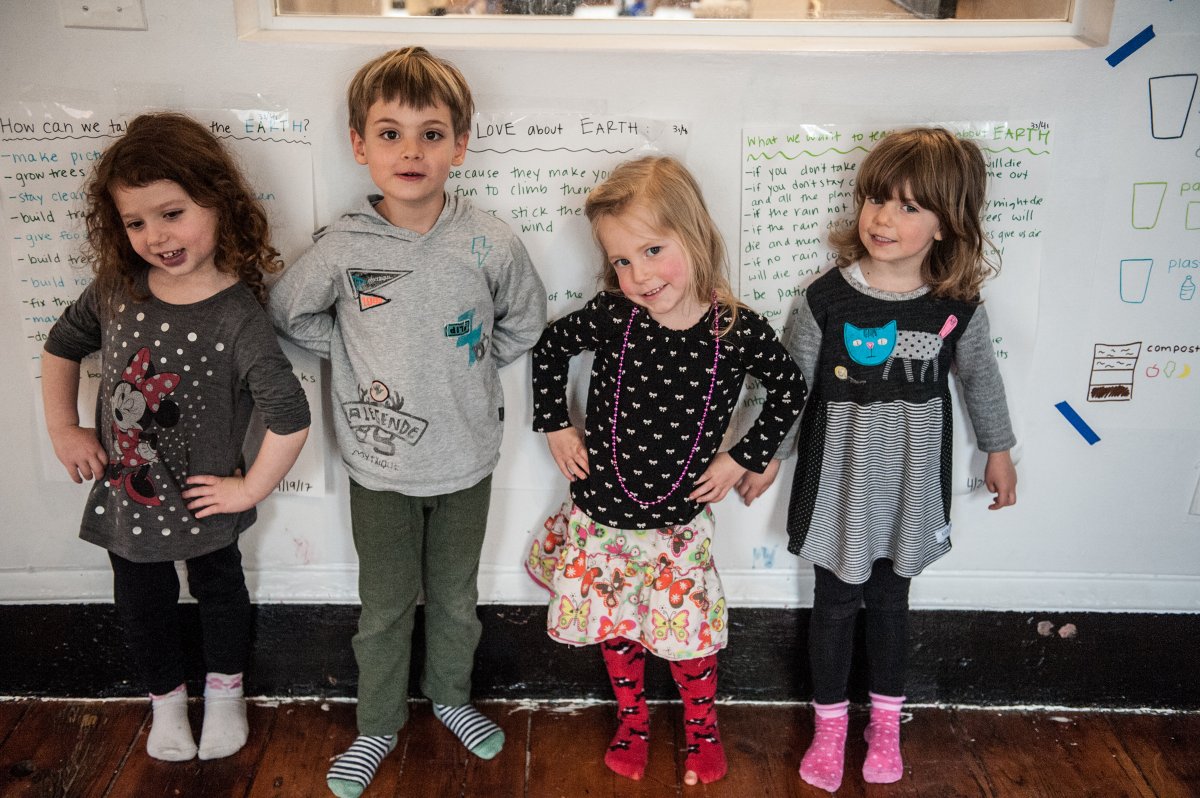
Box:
738;126;1018;791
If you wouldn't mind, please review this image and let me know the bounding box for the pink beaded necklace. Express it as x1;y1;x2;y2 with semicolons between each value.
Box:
610;295;721;508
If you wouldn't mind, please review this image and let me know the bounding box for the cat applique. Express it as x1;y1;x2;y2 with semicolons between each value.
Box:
843;315;958;382
844;320;896;366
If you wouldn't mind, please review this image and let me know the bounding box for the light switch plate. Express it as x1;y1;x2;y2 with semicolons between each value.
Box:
59;0;147;30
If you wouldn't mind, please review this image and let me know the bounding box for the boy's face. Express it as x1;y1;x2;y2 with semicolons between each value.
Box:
350;98;468;233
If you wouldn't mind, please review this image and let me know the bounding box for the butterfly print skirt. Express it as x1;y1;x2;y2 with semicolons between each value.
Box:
527;499;727;661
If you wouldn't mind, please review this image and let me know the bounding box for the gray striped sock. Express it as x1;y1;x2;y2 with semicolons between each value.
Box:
326;734;397;798
432;703;505;759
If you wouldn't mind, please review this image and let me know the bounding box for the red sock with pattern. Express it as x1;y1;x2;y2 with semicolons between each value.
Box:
670;654;726;785
600;639;650;780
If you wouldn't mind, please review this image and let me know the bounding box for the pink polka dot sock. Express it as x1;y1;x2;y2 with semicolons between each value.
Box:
862;692;905;784
799;700;848;793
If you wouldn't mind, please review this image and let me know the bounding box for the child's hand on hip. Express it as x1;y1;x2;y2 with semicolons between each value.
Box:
183;471;257;518
688;452;747;504
547;427;589;481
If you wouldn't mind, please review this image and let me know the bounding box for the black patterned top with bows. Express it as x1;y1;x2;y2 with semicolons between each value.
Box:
532;291;806;530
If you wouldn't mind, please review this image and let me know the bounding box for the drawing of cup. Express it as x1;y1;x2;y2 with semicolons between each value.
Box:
1149;73;1198;140
1119;259;1153;304
1131;182;1167;229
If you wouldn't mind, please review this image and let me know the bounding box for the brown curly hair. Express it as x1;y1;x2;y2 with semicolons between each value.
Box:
829;126;999;303
84;112;283;309
584;155;744;336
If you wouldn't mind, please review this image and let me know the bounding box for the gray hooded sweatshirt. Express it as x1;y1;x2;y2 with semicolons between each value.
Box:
270;193;547;496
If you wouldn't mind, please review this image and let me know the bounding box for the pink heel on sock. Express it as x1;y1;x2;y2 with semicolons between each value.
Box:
799;703;847;793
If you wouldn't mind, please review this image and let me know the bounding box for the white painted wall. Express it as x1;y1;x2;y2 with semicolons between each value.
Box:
2;0;1197;611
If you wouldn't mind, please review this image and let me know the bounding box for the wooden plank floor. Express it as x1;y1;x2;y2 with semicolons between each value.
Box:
0;700;1195;797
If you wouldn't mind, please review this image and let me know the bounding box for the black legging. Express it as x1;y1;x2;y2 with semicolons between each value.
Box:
809;559;910;704
109;541;252;695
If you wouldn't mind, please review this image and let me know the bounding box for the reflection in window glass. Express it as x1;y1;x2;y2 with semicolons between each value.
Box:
274;0;1071;20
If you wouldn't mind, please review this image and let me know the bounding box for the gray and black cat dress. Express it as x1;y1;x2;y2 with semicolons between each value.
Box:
781;265;1015;584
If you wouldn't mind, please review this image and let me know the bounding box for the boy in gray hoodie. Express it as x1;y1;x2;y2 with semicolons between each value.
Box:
270;47;546;798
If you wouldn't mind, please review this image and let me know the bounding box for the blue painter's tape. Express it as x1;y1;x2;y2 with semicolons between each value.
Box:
1106;25;1155;67
1055;401;1101;445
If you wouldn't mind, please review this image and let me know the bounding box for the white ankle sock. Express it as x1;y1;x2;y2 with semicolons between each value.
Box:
198;672;248;760
147;684;197;761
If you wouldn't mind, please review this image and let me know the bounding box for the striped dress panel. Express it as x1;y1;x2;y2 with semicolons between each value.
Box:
797;398;953;584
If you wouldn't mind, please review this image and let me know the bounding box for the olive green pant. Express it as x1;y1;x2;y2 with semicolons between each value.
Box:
348;475;491;736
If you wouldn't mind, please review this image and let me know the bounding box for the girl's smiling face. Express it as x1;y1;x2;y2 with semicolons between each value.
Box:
596;207;704;330
857;182;943;278
113;179;221;290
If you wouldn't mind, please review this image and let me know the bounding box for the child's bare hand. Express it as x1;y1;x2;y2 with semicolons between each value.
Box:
688;452;747;504
49;425;107;483
735;458;781;506
183;471;256;518
547;427;589;481
984;450;1017;510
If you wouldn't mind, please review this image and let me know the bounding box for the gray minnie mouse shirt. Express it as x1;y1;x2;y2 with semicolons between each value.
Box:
45;279;310;563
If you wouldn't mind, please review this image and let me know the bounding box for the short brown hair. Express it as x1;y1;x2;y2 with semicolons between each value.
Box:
830;126;998;302
347;47;474;137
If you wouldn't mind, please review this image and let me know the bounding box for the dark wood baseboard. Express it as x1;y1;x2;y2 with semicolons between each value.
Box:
2;605;1195;709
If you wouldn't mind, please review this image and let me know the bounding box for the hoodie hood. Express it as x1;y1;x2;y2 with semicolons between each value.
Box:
313;192;472;243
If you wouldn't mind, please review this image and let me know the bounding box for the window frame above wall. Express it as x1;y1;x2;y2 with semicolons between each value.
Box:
234;0;1114;52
